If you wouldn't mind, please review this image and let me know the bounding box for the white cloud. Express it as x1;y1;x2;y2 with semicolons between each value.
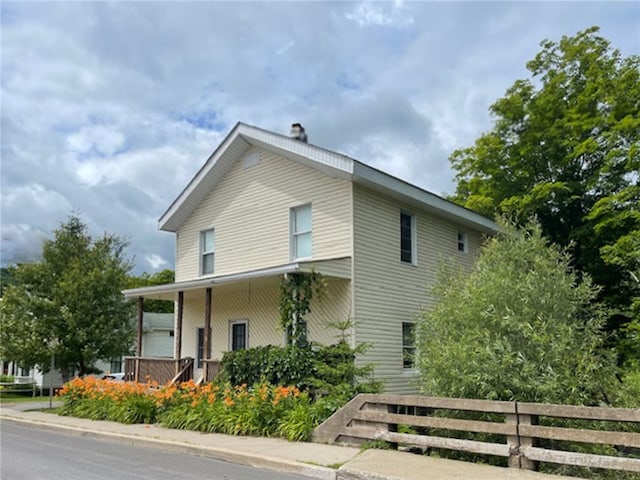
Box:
145;254;168;270
345;1;414;27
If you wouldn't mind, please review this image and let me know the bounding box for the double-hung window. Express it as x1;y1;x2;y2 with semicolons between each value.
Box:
400;211;416;264
457;231;467;253
230;321;248;351
290;204;312;260
197;327;205;368
402;322;416;369
201;229;215;275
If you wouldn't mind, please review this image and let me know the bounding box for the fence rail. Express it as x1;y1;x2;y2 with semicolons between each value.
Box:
123;357;194;385
313;393;640;473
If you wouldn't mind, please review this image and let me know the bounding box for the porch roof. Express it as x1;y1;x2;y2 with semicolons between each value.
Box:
122;257;351;301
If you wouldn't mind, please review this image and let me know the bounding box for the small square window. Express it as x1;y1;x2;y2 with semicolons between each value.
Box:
400;212;416;264
291;204;312;260
243;151;260;169
201;229;215;275
402;322;416;369
457;231;467;253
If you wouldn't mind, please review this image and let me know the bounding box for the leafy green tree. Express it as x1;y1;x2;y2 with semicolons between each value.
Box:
127;269;175;313
417;219;617;405
449;27;640;360
0;267;16;296
0;216;135;378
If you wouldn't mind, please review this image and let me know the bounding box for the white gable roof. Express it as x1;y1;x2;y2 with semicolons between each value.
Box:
159;122;497;233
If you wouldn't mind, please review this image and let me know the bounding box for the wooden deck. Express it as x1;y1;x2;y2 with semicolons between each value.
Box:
123;357;194;385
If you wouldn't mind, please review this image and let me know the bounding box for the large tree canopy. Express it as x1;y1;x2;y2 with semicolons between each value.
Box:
127;269;175;313
417;219;617;405
0;216;135;377
449;27;640;353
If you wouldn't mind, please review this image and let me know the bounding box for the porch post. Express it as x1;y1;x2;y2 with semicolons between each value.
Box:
203;287;212;381
136;297;144;357
175;291;184;375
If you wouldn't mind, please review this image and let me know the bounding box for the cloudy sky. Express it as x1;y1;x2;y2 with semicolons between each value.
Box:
1;1;638;275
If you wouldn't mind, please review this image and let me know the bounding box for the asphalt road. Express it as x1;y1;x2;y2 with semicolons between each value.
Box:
0;421;314;480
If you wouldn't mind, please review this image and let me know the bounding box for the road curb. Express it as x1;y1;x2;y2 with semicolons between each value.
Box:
1;415;337;480
337;468;401;480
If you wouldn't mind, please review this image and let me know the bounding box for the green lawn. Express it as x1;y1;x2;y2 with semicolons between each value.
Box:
0;392;48;404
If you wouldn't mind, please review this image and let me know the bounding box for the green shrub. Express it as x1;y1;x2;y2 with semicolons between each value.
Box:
220;345;314;388
220;341;382;398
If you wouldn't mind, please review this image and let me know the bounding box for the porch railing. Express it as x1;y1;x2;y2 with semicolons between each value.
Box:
203;359;222;383
123;357;194;385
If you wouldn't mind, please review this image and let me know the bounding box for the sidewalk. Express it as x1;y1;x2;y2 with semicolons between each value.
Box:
0;403;579;480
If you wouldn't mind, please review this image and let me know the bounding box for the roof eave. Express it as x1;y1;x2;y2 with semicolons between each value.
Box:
353;162;497;233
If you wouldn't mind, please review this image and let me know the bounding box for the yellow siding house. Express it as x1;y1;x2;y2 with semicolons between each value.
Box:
123;122;496;393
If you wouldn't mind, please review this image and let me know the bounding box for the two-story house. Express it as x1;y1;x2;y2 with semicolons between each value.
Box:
123;122;496;393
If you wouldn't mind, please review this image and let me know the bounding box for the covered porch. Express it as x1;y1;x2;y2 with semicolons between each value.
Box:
122;258;352;385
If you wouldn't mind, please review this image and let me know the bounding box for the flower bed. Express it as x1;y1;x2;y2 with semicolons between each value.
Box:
58;377;324;441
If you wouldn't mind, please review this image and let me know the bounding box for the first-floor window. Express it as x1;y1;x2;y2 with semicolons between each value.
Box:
197;328;205;368
230;321;248;351
402;322;416;369
110;358;123;373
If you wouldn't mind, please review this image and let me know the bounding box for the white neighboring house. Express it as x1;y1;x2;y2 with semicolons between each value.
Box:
0;312;174;389
139;312;175;358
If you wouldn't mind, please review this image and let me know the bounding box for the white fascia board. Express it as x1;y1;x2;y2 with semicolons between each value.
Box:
353;161;497;233
240;126;355;178
158;122;251;232
122;257;354;299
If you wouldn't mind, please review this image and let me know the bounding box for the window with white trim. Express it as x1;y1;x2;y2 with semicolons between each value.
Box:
201;229;215;275
457;231;467;253
229;320;248;351
400;211;416;264
290;204;312;260
402;322;416;369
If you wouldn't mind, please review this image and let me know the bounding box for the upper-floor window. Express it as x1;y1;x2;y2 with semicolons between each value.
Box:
201;229;215;275
291;204;312;260
400;211;416;264
457;231;467;253
402;322;416;369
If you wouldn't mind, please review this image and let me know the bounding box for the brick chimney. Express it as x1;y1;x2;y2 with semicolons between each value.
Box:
290;123;308;143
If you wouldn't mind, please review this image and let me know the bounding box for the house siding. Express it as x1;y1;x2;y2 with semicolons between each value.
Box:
352;184;483;394
180;278;352;378
175;148;352;282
